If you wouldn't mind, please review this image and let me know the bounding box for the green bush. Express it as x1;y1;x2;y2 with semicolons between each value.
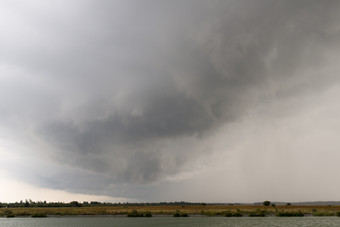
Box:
202;211;215;216
31;213;47;218
224;212;243;217
6;214;15;218
173;211;188;217
249;212;266;217
224;212;233;217
233;212;243;217
276;211;304;217
173;212;181;217
127;210;144;217
263;201;271;206
144;211;152;217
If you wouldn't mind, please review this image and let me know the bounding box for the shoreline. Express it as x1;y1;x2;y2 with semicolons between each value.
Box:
1;215;339;219
1;205;340;218
0;214;338;218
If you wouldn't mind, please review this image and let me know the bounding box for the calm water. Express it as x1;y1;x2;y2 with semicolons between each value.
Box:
1;217;340;227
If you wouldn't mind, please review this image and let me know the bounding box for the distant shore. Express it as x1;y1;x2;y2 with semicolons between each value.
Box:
1;205;340;218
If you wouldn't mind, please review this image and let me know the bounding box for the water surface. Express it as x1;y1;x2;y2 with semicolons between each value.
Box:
1;216;340;227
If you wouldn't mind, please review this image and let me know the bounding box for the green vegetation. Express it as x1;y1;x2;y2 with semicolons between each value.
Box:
3;209;13;215
224;211;243;217
127;210;144;217
263;201;271;206
276;211;304;217
173;211;189;217
144;211;152;217
70;201;82;207
31;213;47;218
0;200;201;208
248;210;267;217
6;214;15;218
312;211;335;216
1;200;340;217
126;210;153;217
173;212;181;217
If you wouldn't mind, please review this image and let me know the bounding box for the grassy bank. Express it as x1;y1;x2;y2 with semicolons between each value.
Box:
1;205;340;217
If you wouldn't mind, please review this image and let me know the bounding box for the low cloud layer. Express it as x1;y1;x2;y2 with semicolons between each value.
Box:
1;0;340;201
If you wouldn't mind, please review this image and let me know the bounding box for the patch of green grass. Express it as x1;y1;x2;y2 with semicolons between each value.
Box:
249;212;266;217
173;211;189;217
224;212;243;217
3;209;13;216
248;209;268;217
313;212;334;216
31;213;47;218
127;210;144;217
144;211;152;217
276;211;304;217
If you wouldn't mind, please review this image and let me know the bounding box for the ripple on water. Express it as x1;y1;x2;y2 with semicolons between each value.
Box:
1;216;340;227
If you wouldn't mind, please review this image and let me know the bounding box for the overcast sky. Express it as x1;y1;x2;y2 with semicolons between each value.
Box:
1;0;340;203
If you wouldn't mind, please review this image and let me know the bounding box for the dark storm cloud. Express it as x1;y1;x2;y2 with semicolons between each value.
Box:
1;0;340;199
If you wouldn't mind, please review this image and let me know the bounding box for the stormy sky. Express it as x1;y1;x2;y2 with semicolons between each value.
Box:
1;0;340;203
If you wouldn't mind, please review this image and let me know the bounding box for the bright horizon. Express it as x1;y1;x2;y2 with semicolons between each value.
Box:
1;0;340;203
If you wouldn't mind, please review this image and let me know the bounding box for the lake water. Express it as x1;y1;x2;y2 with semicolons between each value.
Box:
1;217;340;227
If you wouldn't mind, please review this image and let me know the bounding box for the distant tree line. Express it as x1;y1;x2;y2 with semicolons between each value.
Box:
0;200;216;208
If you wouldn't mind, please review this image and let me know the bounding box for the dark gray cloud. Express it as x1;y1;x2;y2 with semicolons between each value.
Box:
1;0;340;200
